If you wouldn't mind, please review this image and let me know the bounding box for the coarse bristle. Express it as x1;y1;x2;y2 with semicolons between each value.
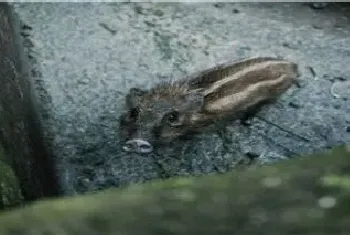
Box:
150;79;190;100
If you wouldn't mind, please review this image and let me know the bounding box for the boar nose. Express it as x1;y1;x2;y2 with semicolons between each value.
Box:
122;139;153;154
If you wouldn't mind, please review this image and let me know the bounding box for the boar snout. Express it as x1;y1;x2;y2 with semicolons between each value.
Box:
122;138;153;154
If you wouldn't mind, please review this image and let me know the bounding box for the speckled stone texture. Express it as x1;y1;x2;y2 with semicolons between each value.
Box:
12;2;350;195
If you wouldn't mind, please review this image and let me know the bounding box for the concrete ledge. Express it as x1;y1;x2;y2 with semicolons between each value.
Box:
0;3;60;201
0;146;349;234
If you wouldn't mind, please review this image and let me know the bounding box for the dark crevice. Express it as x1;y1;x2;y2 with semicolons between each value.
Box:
0;3;61;202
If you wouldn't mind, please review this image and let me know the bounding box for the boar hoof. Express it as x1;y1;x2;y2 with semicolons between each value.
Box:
122;139;153;154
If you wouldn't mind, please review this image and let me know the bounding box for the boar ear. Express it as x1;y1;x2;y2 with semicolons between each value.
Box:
181;91;205;112
126;88;147;108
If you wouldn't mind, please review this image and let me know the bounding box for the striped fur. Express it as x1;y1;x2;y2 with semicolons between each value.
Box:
195;57;298;114
119;57;299;151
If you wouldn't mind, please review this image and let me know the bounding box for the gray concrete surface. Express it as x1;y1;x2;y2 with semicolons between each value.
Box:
11;2;350;195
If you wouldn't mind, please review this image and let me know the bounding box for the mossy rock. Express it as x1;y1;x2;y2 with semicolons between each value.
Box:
1;2;61;202
0;147;23;210
0;145;349;234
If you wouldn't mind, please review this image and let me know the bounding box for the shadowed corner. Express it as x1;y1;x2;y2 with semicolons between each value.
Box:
0;2;62;202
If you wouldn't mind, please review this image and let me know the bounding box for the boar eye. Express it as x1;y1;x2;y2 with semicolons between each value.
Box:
127;108;139;121
167;111;179;124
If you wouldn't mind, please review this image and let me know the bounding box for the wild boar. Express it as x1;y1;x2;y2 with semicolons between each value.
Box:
119;57;300;154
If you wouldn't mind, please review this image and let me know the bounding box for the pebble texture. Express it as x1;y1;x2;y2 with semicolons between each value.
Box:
11;2;350;195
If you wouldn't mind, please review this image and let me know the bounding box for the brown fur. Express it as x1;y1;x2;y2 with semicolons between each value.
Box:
119;57;299;152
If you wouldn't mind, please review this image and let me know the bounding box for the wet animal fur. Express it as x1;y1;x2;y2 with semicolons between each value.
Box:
119;57;299;150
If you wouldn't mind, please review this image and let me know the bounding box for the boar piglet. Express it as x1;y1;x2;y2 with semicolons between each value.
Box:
119;57;299;154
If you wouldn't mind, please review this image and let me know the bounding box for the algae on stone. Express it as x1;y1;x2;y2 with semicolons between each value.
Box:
0;2;60;201
0;146;349;234
0;147;23;210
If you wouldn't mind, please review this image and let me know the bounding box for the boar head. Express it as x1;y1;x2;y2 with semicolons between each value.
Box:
119;84;206;154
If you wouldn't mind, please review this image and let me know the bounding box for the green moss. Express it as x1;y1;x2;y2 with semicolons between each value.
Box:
321;175;350;190
0;146;348;234
0;146;23;210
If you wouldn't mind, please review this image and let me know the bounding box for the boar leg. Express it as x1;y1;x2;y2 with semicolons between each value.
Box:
239;99;276;126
